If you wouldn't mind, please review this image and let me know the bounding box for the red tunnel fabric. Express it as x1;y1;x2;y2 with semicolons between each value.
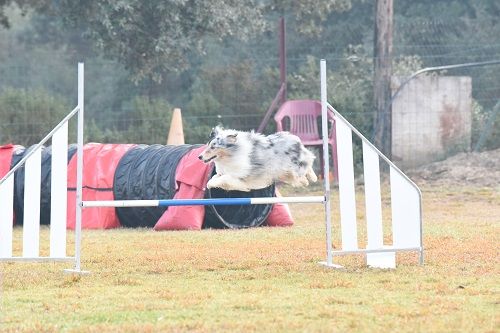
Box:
154;146;294;230
0;144;20;225
0;144;18;178
264;188;294;227
154;146;211;230
66;143;136;229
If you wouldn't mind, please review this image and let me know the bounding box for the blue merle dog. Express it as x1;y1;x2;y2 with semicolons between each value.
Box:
198;126;317;191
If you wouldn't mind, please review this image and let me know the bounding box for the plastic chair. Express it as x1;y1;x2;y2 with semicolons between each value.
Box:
274;100;338;180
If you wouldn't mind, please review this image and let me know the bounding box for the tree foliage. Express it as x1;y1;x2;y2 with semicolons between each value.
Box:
1;0;353;85
0;0;498;150
268;0;352;35
45;0;268;84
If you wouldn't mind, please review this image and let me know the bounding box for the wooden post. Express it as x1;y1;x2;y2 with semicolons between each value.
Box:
373;0;393;158
257;17;287;133
279;17;287;105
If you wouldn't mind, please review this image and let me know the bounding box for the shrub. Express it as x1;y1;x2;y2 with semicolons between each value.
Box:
124;96;173;145
0;88;70;146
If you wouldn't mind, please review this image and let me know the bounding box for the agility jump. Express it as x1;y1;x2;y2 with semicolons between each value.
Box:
0;60;423;273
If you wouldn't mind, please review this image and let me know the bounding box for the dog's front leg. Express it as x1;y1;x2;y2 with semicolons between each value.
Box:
207;174;251;192
207;174;239;191
224;176;252;192
207;174;223;189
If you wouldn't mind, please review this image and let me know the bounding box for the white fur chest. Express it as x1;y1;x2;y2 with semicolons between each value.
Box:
213;142;252;177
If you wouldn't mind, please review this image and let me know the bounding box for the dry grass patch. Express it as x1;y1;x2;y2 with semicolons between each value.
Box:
0;185;498;332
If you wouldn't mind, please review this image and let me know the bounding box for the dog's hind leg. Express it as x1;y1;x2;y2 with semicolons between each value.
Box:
285;173;309;187
297;176;309;187
306;167;318;182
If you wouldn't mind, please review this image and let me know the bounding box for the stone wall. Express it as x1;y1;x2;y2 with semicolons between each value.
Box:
391;75;472;168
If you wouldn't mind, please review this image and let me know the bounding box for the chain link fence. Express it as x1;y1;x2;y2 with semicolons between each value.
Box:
1;12;499;169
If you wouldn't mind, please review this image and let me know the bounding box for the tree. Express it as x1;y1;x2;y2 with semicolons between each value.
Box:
0;0;50;28
42;0;268;85
1;0;354;86
268;0;352;35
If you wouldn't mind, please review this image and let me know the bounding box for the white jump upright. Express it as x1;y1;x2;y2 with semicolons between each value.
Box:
0;63;85;272
319;59;423;269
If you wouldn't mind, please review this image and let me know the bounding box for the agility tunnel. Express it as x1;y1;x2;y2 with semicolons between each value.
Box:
0;142;292;230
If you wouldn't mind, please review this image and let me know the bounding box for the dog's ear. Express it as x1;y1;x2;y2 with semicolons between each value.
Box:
226;133;238;144
209;128;217;141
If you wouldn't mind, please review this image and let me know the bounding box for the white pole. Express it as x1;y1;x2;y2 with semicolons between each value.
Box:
320;60;334;267
75;63;84;272
65;63;87;274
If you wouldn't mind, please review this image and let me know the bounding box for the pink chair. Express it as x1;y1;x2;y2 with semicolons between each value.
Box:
274;100;338;181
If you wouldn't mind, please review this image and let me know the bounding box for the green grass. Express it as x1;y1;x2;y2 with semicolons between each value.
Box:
0;185;498;332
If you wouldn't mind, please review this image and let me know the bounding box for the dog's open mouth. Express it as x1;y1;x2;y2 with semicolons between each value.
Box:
203;155;217;163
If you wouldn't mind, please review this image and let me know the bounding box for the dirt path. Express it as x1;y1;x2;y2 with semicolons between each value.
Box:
407;148;500;188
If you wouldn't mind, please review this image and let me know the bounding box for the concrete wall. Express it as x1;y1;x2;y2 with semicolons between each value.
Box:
391;75;472;168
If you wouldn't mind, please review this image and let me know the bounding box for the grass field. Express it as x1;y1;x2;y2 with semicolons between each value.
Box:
0;185;498;332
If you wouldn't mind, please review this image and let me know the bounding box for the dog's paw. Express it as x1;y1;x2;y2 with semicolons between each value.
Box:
238;187;252;192
220;184;251;192
207;178;219;189
299;179;310;187
219;183;252;192
208;178;235;191
289;177;309;187
309;173;318;183
306;168;318;183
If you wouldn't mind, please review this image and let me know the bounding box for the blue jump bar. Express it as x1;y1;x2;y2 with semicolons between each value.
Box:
81;196;325;208
158;198;251;206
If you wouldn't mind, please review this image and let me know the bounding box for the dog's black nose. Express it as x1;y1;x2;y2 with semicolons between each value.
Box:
198;155;203;160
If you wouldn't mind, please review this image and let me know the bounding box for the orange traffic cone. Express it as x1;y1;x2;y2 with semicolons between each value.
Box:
167;108;185;145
